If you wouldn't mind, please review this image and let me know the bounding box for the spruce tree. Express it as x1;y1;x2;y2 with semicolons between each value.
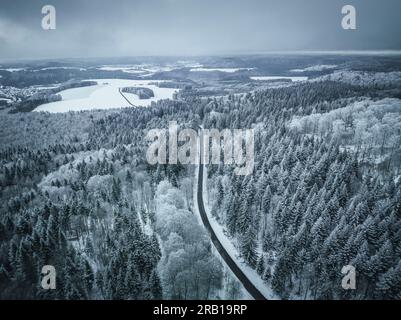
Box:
240;225;258;268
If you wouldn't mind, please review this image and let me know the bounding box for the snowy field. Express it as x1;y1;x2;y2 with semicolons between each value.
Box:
250;76;308;82
97;65;150;75
190;67;254;73
98;61;202;76
34;79;179;113
0;68;26;72
35;67;87;72
291;65;338;72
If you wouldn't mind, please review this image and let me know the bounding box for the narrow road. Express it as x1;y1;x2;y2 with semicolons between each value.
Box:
118;88;136;107
197;132;266;300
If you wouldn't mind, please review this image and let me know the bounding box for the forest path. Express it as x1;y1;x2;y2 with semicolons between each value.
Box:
196;131;267;300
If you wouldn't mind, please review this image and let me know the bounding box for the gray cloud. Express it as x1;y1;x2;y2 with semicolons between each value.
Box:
0;0;400;60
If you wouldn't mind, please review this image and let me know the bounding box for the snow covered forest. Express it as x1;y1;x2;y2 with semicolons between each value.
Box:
1;66;401;299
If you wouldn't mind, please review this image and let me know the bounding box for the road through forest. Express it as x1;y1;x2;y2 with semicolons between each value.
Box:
196;132;266;300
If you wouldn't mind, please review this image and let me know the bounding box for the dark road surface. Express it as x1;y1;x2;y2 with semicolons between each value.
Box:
118;88;135;107
197;133;266;300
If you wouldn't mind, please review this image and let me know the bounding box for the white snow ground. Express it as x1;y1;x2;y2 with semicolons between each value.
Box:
97;65;148;74
251;76;308;82
190;68;254;73
291;65;337;72
98;61;201;76
0;68;26;72
34;79;179;113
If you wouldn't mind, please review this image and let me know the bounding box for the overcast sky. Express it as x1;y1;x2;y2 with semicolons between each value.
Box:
0;0;400;60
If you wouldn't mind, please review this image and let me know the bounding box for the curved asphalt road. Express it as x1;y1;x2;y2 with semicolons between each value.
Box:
118;88;136;107
197;132;266;300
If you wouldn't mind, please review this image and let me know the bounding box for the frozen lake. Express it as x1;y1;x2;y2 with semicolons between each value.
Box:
34;79;178;113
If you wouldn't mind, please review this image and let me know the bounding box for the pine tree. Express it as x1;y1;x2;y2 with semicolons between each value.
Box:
46;214;59;248
261;186;272;215
148;270;163;299
271;255;287;295
81;259;94;295
111;178;122;202
126;169;133;184
393;189;401;218
262;231;274;251
262;266;272;283
225;191;237;236
236;180;253;235
352;201;369;226
256;255;265;275
150;233;162;262
375;260;401;299
240;226;258;268
125;255;143;300
216;178;224;209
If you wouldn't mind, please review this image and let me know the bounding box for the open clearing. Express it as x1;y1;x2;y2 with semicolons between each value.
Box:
34;79;178;113
190;67;254;73
250;76;308;82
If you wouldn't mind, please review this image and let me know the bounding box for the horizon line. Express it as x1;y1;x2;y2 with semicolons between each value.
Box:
1;50;401;64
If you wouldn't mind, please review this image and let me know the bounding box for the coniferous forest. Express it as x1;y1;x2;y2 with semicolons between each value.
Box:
1;56;401;300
